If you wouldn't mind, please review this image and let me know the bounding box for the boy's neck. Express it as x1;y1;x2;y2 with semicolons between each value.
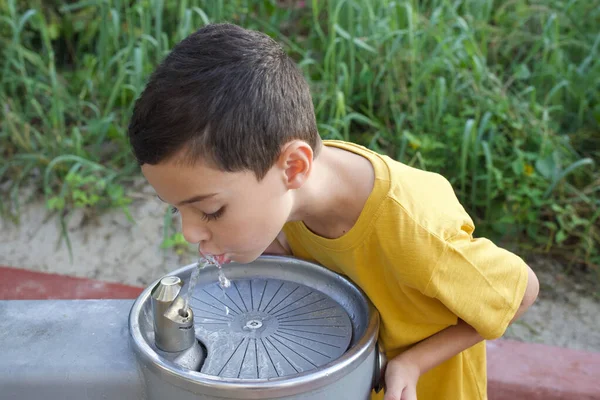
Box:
289;145;375;240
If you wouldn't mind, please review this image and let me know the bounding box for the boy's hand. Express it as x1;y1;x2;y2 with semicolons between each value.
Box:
383;356;420;400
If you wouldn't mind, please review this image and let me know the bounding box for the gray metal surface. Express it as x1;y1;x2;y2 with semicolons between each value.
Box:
192;278;353;379
142;347;377;400
0;299;145;400
0;257;381;400
130;256;380;399
151;276;198;354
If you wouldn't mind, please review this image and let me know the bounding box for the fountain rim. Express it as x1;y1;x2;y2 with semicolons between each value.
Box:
128;255;380;399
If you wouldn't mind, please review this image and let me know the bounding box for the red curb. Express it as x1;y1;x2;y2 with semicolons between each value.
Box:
487;339;600;400
0;266;144;300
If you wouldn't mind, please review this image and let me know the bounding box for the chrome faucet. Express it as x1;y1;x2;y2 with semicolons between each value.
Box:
150;276;205;370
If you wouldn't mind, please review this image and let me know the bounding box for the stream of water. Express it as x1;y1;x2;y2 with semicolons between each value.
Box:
182;255;231;312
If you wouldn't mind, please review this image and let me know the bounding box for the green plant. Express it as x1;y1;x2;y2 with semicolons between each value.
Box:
161;232;190;256
1;0;598;276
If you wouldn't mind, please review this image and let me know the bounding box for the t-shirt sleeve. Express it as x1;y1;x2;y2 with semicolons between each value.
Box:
423;226;529;340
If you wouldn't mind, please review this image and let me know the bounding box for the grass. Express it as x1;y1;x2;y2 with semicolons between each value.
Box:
1;0;599;276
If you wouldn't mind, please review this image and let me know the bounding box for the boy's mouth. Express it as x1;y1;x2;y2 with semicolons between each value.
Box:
213;254;230;265
200;251;230;265
198;246;232;264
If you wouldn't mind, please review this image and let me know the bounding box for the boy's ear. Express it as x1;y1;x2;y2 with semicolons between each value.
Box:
277;140;313;189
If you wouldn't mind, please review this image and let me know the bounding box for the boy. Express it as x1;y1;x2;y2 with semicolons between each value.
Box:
128;23;539;400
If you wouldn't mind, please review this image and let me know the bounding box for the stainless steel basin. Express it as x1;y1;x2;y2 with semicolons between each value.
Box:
130;256;385;400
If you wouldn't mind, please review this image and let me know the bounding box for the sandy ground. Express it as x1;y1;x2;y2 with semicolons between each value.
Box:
1;187;599;352
0;184;195;287
504;258;600;352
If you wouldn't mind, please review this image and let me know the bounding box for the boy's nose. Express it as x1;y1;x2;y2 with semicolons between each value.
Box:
181;219;210;245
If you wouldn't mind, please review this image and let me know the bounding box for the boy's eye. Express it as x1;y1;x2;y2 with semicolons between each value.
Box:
202;206;225;222
170;205;224;221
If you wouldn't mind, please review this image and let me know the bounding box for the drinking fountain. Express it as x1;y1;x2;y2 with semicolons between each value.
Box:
0;256;386;399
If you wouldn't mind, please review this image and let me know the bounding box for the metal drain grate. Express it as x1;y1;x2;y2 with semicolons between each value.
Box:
190;278;353;379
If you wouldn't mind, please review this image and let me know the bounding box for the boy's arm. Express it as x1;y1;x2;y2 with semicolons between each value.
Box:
383;266;539;400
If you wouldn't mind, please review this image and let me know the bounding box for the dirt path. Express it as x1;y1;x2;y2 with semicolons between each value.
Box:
1;188;598;351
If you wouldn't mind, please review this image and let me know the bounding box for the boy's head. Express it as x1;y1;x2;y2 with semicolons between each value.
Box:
128;23;320;178
128;24;320;263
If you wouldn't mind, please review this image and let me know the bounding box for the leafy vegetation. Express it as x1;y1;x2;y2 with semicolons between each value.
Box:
1;0;598;275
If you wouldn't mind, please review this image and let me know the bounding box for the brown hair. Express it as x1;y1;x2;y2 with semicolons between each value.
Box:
128;23;320;179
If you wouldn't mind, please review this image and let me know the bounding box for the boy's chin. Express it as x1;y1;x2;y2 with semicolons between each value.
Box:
230;251;273;265
227;253;258;265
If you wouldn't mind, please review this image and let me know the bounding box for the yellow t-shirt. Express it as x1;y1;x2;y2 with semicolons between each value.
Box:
282;140;529;400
